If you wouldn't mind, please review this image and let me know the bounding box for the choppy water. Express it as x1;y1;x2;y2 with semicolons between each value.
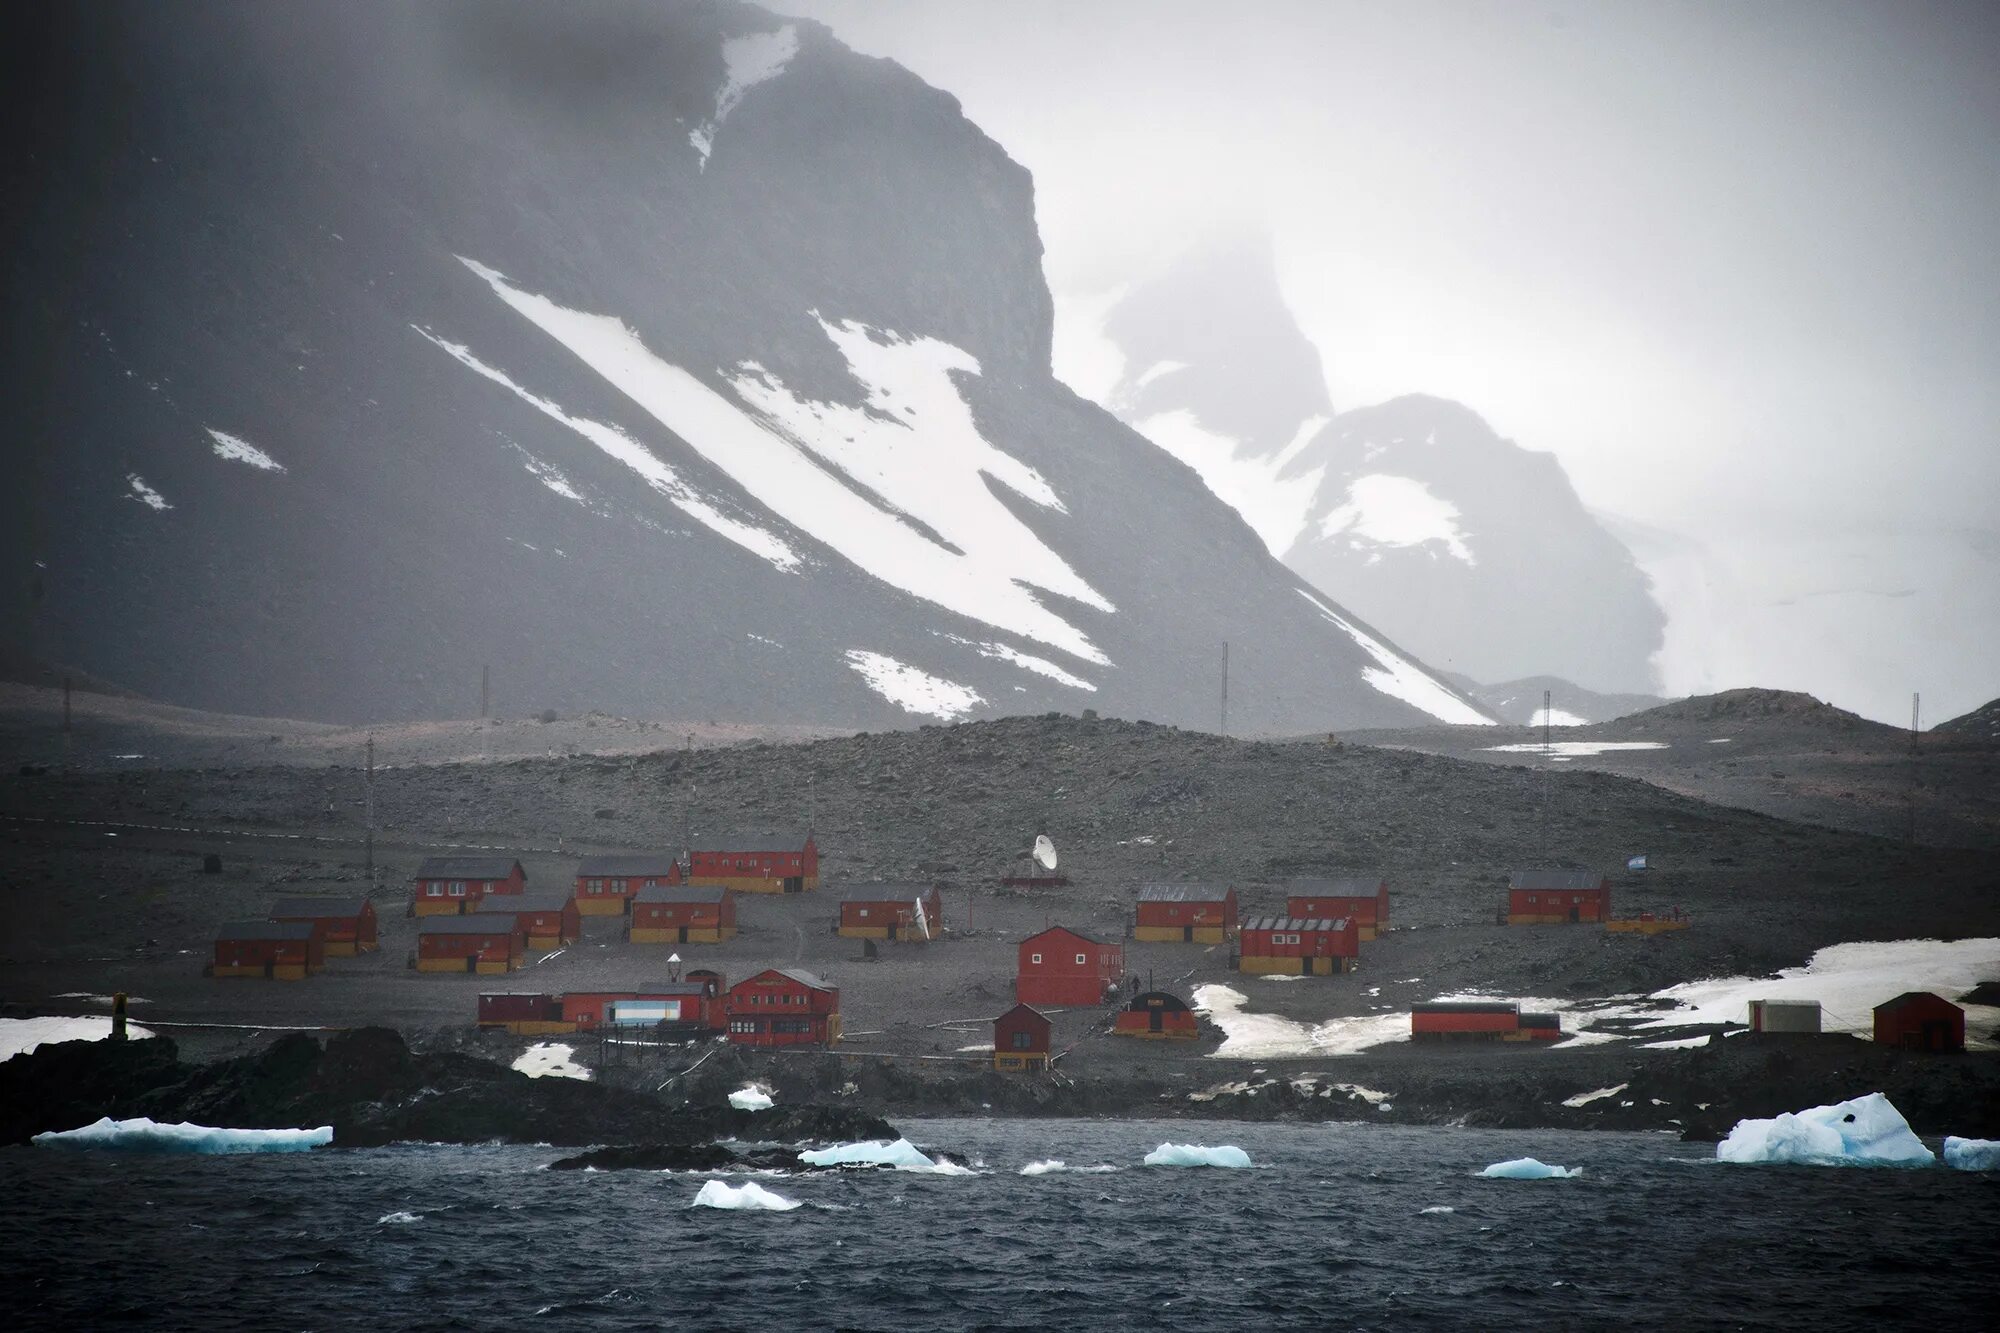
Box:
3;1118;1995;1331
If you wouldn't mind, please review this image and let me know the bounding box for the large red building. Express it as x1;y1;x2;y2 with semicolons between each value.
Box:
992;1003;1052;1072
1285;877;1390;941
835;883;942;940
1016;926;1125;1007
268;896;378;955
1236;915;1358;976
1506;870;1611;925
1133;884;1238;943
725;968;841;1047
411;857;526;916
630;885;737;943
415;914;525;974
574;855;681;917
1873;991;1965;1052
212;920;324;980
685;832;820;894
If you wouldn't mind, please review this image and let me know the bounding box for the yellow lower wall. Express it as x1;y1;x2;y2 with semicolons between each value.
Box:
213;963;306;980
1134;924;1230;943
507;1019;580;1036
416;957;469;973
837;925;893;939
1358;926;1379;942
685;874;814;894
474;958;518;975
323;941;357;957
1606;919;1690;935
630;925;733;944
1238;955;1353;975
575;898;627;916
1508;913;1585;926
994;1053;1049;1071
413;900;462;916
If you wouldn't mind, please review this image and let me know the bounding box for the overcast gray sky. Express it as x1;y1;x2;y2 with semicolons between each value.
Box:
784;0;2000;722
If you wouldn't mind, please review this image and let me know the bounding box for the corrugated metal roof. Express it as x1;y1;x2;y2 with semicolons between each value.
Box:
1508;869;1608;891
418;913;525;935
1412;1000;1521;1014
774;967;834;992
215;919;317;942
576;854;681;877
1137;883;1233;902
502;892;576;913
1284;876;1386;896
633;884;728;905
836;881;938;904
632;982;710;996
1021;924;1105;948
268;896;369;919
414;856;521;880
1240;915;1351;933
689;831;812;852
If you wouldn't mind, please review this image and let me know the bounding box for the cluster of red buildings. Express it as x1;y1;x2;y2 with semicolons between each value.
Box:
211;897;381;980
477;967;840;1048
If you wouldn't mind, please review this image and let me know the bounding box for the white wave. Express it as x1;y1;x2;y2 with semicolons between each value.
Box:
844;650;984;720
378;1211;421;1225
1019;1160;1118;1176
1296;588;1492;725
32;1116;331;1154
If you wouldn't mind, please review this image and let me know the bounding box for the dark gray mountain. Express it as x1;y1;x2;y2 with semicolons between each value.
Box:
0;0;1490;732
1441;673;1669;726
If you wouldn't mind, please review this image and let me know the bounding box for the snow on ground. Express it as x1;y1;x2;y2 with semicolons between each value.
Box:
692;1179;800;1211
126;474;170;510
1;1016;154;1061
1143;1143;1252;1168
206;428;284;471
1481;740;1669;759
458;260;1112;667
1319;473;1476;565
512;1043;591;1081
1297;590;1493;726
688;25;800;166
32;1117;331;1154
501;439;586;504
413;324;799;571
1479;1158;1579;1180
1717;1092;1934;1168
1640;1036;1712;1050
1192;984;1409;1058
1561;1084;1628;1108
1128;408;1328;555
933;632;1096;691
1527;706;1588;728
844;651;984;720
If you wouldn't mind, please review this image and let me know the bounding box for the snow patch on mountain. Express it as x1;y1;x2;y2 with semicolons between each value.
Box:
500;440;587;505
933;632;1096;691
1528;706;1588;728
457;258;1113;666
1132;408;1328;555
844;650;984;720
689;25;800;167
126;475;170;510
1298;589;1492;726
206;429;284;472
1319;473;1474;565
412;323;800;571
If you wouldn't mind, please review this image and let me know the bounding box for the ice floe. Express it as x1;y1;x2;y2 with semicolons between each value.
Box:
126;474;171;510
32;1117;332;1154
843;650;984;720
728;1086;774;1112
692;1179;800;1211
1143;1144;1252;1168
1479;1157;1580;1180
799;1139;972;1174
206;428;285;472
1942;1137;2000;1171
1420;1205;1456;1214
1319;473;1476;565
1;1015;155;1061
512;1043;591;1081
1297;589;1492;725
1716;1093;1935;1167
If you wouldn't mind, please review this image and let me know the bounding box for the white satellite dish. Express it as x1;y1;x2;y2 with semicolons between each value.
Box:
1033;835;1058;871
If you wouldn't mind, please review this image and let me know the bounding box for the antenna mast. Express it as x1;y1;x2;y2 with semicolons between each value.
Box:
1219;641;1230;736
364;733;376;891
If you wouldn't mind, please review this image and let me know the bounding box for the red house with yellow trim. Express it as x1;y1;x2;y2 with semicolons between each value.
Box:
268;896;378;956
1236;915;1358;975
1506;870;1611;925
1016;927;1124;1007
1133;883;1238;943
501;891;581;951
1113;990;1201;1040
630;885;737;943
573;855;681;917
835;883;943;940
993;1003;1052;1071
1284;877;1390;941
685;832;819;894
415;914;525;974
212;920;324;979
411;857;526;916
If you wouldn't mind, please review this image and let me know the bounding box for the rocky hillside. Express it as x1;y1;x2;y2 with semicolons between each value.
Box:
1447;673;1669;726
0;0;1485;735
1934;699;2000;742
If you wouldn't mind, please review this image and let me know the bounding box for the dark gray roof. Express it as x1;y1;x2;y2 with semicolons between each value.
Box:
268;896;369;920
418;913;525;935
634;884;729;905
774;967;834;992
631;982;710;997
690;831;813;852
1284;877;1386;896
576;855;681;877
1509;870;1608;891
1022;924;1106;947
1241;915;1350;933
836;881;938;904
1137;883;1233;903
1413;1000;1520;1014
216;919;317;942
503;891;576;914
414;856;521;880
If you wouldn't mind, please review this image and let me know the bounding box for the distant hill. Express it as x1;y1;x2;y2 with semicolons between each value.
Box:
1933;699;2000;742
1612;688;1895;736
1443;673;1668;727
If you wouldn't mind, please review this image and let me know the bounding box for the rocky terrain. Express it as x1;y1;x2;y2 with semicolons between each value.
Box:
1446;673;1669;727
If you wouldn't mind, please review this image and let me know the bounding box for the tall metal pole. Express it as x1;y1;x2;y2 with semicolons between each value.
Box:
61;673;71;733
364;733;376;890
1907;692;1920;845
480;664;490;719
1543;688;1552;752
1219;641;1230;737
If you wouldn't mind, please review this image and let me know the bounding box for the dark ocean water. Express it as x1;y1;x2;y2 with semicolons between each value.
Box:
2;1118;1994;1332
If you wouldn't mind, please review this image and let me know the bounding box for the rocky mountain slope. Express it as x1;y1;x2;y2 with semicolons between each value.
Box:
1446;674;1668;727
0;0;1485;734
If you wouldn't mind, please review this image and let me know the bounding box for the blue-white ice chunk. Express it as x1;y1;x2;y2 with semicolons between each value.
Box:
798;1138;971;1174
31;1116;332;1154
1479;1157;1580;1180
1716;1092;1935;1167
1942;1136;2000;1171
1143;1143;1252;1168
691;1179;800;1211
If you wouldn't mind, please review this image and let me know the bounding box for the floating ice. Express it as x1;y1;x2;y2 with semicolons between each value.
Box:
1420;1205;1456;1214
378;1211;421;1225
799;1138;970;1174
126;474;171;510
32;1116;332;1154
1479;1157;1580;1180
513;1043;592;1081
1716;1092;1935;1167
691;1179;800;1211
728;1085;774;1111
1;1015;157;1061
1143;1143;1252;1169
1942;1137;2000;1171
206;428;285;472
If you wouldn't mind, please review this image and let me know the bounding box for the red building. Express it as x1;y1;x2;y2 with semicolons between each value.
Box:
836;883;943;940
1016;927;1125;1007
1236;915;1359;976
1873;991;1965;1052
630;886;737;943
1410;1001;1561;1042
992;1003;1052;1071
268;896;378;956
1285;877;1390;941
574;855;681;917
685;970;729;1029
415;914;525;974
412;857;526;916
685;832;820;894
1133;884;1238;943
502;892;582;951
726;968;841;1047
476;992;570;1035
1507;870;1611;925
212;920;324;980
1113;990;1201;1040
558;982;723;1031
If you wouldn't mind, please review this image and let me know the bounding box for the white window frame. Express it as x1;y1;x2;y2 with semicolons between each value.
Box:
1075;953;1087;965
448;881;466;897
1030;952;1043;965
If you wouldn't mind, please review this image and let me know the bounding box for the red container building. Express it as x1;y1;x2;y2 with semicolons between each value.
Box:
574;855;682;918
415;914;525;974
1411;1001;1561;1042
412;857;526;916
992;1003;1052;1071
1113;990;1201;1040
1133;884;1238;943
503;892;581;951
476;992;571;1034
212;920;324;980
1506;870;1611;925
1873;991;1965;1052
1016;927;1125;1007
725;968;841;1047
1236;915;1358;976
268;896;378;956
1284;877;1390;941
685;832;820;894
835;883;943;940
630;886;737;943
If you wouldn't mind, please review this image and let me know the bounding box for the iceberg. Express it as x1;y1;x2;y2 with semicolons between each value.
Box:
31;1116;332;1154
1716;1092;1936;1167
1942;1137;2000;1171
1142;1143;1252;1169
798;1138;972;1174
691;1180;800;1211
728;1086;774;1111
1479;1157;1581;1180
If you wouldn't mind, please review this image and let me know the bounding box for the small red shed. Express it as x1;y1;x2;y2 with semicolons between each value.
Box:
415;913;525;974
503;892;582;951
1285;877;1390;941
1873;991;1965;1052
835;882;943;940
1113;990;1201;1040
1133;883;1238;943
268;896;378;956
1507;870;1611;925
685;831;820;894
1236;915;1358;976
1016;926;1125;1007
725;968;841;1047
574;855;682;917
212;920;324;980
992;1003;1052;1071
411;857;526;916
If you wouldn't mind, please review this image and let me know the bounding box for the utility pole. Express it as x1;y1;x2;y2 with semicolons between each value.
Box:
364;733;376;891
1906;692;1920;845
1219;641;1230;737
61;673;71;733
1543;688;1552;753
480;664;490;719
